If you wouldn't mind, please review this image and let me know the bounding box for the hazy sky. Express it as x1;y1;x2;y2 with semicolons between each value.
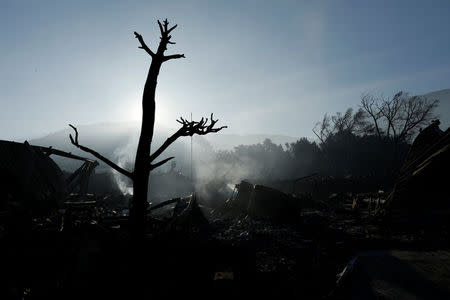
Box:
1;0;450;141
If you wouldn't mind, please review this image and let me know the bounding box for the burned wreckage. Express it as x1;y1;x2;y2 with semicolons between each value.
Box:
1;121;450;299
0;140;99;217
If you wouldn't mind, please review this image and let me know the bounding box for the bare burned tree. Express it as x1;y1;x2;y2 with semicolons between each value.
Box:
313;114;332;143
361;93;383;138
68;19;226;234
313;91;438;146
360;91;439;143
313;108;371;142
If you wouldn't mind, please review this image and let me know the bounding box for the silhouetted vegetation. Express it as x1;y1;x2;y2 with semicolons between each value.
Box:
209;91;438;189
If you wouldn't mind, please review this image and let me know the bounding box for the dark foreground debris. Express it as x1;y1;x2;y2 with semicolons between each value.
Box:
2;191;449;299
1;122;450;299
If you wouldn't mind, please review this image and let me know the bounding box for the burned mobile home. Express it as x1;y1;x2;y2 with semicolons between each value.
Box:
0;139;116;240
0;140;100;215
386;120;450;220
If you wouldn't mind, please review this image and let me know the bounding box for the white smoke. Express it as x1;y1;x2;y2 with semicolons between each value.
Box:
109;125;192;196
191;138;255;204
112;132;138;195
107;126;278;204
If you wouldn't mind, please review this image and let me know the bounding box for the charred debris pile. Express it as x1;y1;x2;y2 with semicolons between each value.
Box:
1;121;450;299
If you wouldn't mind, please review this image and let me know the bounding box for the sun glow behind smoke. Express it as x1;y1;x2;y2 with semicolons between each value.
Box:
118;93;178;130
124;100;141;122
110;93;184;195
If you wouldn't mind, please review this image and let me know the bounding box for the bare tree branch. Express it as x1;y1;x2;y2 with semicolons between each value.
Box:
166;24;178;34
396;96;439;141
135;19;181;60
134;32;155;57
157;20;164;36
68;124;134;179
163;54;185;61
155;19;181;53
362;91;439;143
313;114;333;143
177;113;228;136
163;19;169;32
149;128;184;163
150;156;175;170
361;93;382;138
149;113;227;162
312;127;324;144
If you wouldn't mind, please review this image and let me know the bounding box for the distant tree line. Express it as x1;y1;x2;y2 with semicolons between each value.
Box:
212;91;439;185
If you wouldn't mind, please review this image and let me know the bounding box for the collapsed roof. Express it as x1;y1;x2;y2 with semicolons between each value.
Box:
386;120;450;215
0;140;98;214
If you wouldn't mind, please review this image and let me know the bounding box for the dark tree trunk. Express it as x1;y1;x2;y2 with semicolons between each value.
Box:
128;21;186;233
129;58;162;233
69;20;225;236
